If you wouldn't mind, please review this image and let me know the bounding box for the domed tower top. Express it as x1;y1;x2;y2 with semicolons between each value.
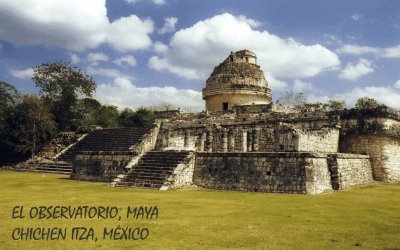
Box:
202;49;272;112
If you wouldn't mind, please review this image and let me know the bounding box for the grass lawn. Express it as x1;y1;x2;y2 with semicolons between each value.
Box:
1;170;400;249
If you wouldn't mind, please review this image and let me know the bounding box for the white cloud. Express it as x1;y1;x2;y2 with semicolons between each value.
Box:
306;86;400;109
339;58;374;81
0;0;153;51
337;44;400;58
351;13;363;21
87;66;135;81
394;80;400;89
87;52;109;66
113;55;137;67
124;0;166;5
158;17;178;34
153;41;168;54
383;45;400;58
293;79;314;93
149;13;340;83
336;45;379;55
96;78;203;110
152;0;166;5
9;68;33;79
70;54;81;64
265;72;288;92
107;16;153;51
337;86;400;109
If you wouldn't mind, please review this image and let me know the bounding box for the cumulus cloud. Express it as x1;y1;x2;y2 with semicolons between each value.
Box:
124;0;166;5
107;16;153;51
265;72;288;92
339;58;374;81
0;0;153;51
113;55;137;67
153;41;168;54
394;80;400;89
158;17;178;34
336;45;379;55
383;45;400;58
70;54;81;64
338;86;400;109
87;66;135;81
337;44;400;58
149;13;340;85
96;78;203;110
87;53;109;66
306;86;400;109
293;79;314;93
9;68;33;79
351;13;363;21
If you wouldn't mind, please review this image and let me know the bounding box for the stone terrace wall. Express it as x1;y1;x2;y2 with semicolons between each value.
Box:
340;135;400;182
193;152;373;194
276;123;339;153
71;151;136;182
193;152;332;194
328;154;373;190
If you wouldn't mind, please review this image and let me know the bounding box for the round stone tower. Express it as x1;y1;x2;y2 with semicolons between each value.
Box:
202;49;272;112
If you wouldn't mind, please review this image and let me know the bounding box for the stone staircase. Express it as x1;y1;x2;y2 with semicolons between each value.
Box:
116;150;192;189
57;127;154;164
16;161;72;175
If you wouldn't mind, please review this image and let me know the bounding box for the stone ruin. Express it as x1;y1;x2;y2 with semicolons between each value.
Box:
18;50;400;194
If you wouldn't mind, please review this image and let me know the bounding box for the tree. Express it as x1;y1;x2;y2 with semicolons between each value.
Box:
355;97;383;109
32;62;96;130
276;91;307;109
327;99;346;111
118;108;135;127
75;98;102;129
154;102;175;111
0;81;19;131
132;107;155;126
9;95;57;160
0;81;20;164
96;105;120;128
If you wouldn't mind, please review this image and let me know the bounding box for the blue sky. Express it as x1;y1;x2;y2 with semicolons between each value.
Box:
1;0;400;110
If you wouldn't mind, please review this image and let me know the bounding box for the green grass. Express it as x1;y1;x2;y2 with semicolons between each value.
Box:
1;170;400;249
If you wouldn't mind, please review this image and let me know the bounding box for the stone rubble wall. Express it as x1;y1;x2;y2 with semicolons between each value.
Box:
193;152;372;194
340;134;400;182
71;151;136;182
161;152;196;190
155;121;339;154
130;124;160;154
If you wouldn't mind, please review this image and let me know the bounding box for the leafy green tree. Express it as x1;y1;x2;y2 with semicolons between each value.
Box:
75;98;103;128
96;105;120;128
0;81;20;164
32;62;96;130
118;108;135;127
355;97;383;109
0;81;19;131
132;107;155;126
9;95;57;160
327;99;346;111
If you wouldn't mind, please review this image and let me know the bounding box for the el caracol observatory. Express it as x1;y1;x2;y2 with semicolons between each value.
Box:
202;49;272;112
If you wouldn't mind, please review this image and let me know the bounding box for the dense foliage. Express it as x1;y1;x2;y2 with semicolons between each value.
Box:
0;63;154;165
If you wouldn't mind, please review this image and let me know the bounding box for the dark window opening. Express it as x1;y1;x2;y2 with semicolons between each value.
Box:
245;57;249;63
223;102;229;111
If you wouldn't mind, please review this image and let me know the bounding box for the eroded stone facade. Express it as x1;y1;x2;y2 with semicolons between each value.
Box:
61;49;400;194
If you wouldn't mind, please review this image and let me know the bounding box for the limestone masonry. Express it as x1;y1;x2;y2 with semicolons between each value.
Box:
19;50;400;194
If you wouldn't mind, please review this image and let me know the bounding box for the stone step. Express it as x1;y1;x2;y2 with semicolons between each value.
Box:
126;174;168;180
25;169;71;175
117;182;162;189
36;167;72;172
